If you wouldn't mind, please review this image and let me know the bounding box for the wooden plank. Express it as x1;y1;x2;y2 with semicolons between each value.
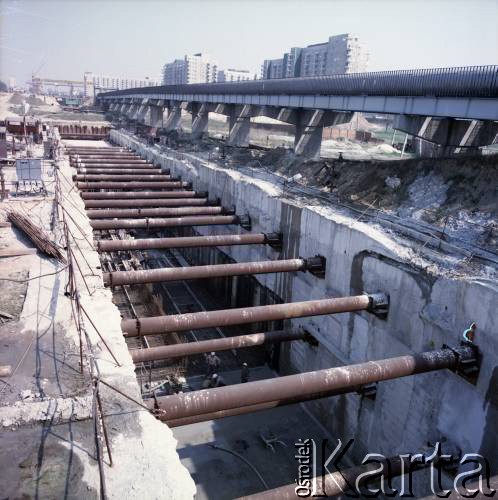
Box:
0;247;37;257
0;222;12;228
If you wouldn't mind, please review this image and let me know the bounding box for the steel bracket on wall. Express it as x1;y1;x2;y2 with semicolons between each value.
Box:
303;255;326;278
442;343;480;384
238;214;252;231
263;232;282;251
366;292;390;319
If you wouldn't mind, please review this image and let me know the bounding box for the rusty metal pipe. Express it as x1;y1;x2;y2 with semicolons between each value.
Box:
131;330;305;363
151;346;475;421
75;162;154;173
84;198;208;209
73;174;173;182
105;258;306;286
71;155;140;160
238;456;418;499
122;294;373;337
80;191;199;200
75;163;161;174
88;206;224;220
73;158;148;164
91;214;240;231
77;181;189;190
163;388;358;427
97;232;269;252
77;168;163;175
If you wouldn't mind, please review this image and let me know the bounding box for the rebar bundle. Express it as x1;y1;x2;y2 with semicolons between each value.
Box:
7;210;66;262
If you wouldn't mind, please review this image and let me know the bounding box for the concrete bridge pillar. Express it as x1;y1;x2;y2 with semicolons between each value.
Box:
394;115;498;156
127;101;140;120
149;104;165;128
295;110;352;160
164;101;183;132
118;102;129;115
135;99;150;123
227;104;252;147
189;103;212;139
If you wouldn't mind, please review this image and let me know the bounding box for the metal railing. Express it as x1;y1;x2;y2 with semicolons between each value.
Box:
100;65;498;99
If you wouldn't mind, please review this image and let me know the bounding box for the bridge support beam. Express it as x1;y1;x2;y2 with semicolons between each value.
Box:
189;103;212;139
119;102;131;115
134;99;150;123
126;101;140;120
227;104;252;147
394;115;498;157
149;103;165;128
293;109;352;160
164;101;183;132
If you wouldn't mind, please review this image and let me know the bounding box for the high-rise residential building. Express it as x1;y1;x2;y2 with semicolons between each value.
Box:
217;68;254;82
162;53;219;85
85;72;159;96
261;34;369;79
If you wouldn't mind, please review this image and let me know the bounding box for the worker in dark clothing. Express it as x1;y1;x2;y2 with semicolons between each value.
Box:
463;323;477;345
241;362;250;383
208;373;226;388
205;351;221;377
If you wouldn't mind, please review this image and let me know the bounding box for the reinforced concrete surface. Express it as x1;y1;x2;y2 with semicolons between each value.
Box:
0;140;195;499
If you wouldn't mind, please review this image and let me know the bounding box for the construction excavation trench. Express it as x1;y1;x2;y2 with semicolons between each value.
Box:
33;136;488;499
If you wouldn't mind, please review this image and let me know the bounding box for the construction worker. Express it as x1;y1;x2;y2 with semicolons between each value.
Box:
463;322;477;345
208;373;226;388
241;362;250;383
205;351;221;377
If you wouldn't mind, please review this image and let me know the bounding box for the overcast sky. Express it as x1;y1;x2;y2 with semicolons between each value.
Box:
1;0;497;85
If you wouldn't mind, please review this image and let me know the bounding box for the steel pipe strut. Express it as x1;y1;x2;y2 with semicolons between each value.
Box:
150;346;475;421
88;206;224;220
131;330;305;363
239;455;418;500
121;294;377;337
76;163;160;174
73;158;148;163
76;181;189;190
80;190;200;200
73;174;173;182
91;214;240;231
77;168;163;175
105;258;310;286
97;232;271;252
163;389;358;427
69;153;138;160
84;198;208;209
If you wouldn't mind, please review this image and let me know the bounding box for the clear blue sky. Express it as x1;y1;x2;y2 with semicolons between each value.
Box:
1;0;497;86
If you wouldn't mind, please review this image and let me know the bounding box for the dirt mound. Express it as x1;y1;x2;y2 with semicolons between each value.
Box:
8;93;25;105
26;95;46;106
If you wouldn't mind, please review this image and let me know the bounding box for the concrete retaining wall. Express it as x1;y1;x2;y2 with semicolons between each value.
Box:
111;129;498;489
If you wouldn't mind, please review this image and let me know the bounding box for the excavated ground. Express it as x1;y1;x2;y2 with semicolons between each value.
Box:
153;130;498;252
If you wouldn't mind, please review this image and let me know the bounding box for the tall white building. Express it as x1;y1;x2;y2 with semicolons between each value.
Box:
162;53;219;85
85;72;159;96
261;34;369;79
217;68;254;82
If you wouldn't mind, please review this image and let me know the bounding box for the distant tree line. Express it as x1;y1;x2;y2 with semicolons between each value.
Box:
0;80;8;92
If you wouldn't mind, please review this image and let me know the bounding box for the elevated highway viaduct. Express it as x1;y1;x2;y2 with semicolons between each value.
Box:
99;65;498;159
